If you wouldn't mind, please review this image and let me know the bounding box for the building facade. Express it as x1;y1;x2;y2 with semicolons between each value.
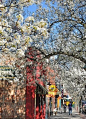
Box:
25;47;48;119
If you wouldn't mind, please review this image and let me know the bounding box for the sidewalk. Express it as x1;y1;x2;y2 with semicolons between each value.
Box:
48;108;86;119
79;113;86;119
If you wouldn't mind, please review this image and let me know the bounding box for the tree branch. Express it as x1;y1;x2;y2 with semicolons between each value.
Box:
0;25;11;28
78;4;86;8
48;18;85;32
0;0;31;8
43;50;86;64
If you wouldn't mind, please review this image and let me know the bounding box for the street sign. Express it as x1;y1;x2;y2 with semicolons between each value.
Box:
49;85;58;92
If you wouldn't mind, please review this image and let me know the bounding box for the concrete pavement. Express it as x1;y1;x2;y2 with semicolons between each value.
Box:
48;108;86;119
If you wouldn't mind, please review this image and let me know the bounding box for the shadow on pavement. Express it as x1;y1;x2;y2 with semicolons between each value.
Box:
48;112;81;119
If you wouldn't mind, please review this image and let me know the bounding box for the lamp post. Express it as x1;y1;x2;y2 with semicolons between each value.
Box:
1;78;4;119
49;97;52;116
46;80;52;117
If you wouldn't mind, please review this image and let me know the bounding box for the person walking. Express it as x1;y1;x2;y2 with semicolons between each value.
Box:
63;104;66;113
53;108;57;115
68;102;72;115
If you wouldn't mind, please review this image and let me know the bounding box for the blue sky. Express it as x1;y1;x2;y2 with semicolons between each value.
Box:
24;4;37;18
24;1;57;18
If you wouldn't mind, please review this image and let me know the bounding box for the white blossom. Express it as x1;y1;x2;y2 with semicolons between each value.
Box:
16;49;25;57
16;14;24;22
25;16;34;22
24;36;31;44
0;40;6;45
2;20;8;26
0;4;5;11
0;26;3;34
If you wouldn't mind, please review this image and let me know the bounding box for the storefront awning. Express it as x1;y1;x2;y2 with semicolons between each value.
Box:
35;81;48;95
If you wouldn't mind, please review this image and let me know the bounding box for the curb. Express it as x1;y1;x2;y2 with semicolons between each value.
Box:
75;109;86;119
79;113;86;119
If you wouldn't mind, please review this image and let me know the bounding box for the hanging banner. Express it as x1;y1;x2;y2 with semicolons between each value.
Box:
46;85;59;97
49;85;58;92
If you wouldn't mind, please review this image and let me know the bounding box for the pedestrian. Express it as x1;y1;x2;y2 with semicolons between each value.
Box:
53;108;57;115
60;107;63;114
68;102;72;115
63;104;66;113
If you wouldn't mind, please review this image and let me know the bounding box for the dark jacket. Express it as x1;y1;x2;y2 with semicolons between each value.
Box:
68;103;72;110
64;104;66;108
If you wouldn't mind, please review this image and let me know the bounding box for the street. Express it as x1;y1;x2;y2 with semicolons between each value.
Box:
48;109;86;119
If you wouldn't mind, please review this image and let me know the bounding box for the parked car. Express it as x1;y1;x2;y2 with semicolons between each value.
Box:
82;104;86;114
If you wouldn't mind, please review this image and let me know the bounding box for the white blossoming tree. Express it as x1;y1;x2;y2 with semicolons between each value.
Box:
33;0;86;104
0;1;86;115
0;0;48;55
0;0;49;118
0;0;49;84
